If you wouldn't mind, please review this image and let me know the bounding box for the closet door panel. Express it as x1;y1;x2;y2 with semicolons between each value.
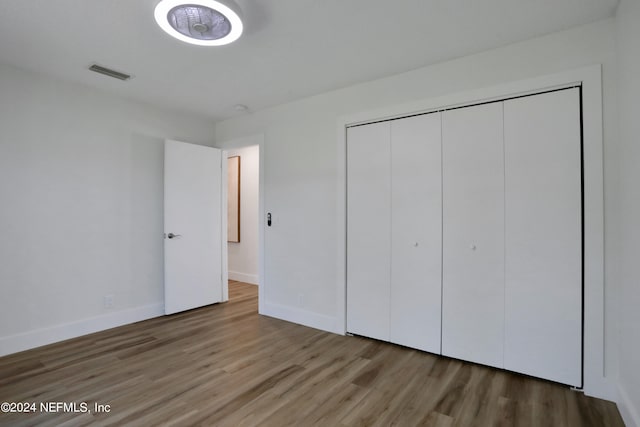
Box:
346;122;391;341
390;113;442;353
442;103;505;368
504;88;582;386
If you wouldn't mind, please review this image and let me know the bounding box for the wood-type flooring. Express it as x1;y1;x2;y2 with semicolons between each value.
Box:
0;281;625;426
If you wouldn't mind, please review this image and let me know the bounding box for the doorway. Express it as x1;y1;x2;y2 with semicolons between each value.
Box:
220;135;263;308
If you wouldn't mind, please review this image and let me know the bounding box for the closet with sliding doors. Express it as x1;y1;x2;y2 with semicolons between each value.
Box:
346;87;583;387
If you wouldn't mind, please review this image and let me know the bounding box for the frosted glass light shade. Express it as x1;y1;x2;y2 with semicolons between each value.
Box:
155;0;243;46
168;5;232;40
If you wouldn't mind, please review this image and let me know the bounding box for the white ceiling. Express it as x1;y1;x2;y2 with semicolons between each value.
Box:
0;0;618;121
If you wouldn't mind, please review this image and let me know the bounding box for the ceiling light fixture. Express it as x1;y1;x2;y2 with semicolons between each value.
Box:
154;0;243;46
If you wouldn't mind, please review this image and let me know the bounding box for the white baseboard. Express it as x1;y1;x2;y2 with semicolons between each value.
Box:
261;302;341;335
618;383;640;427
228;271;259;285
584;376;618;402
0;303;164;357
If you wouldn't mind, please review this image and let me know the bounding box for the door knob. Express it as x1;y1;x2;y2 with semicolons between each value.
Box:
167;233;182;239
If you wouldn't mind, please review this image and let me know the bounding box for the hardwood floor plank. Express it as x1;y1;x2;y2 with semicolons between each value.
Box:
0;282;624;427
417;411;454;427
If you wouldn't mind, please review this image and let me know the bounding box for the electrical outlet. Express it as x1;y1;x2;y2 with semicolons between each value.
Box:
104;294;114;309
297;293;304;307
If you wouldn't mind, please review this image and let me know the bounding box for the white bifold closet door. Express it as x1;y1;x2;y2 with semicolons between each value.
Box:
346;122;392;342
441;103;505;369
346;114;442;353
390;113;442;353
503;88;582;386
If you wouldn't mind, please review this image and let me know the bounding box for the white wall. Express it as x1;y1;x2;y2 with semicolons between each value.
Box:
0;63;216;356
215;17;619;395
614;1;640;425
226;145;259;285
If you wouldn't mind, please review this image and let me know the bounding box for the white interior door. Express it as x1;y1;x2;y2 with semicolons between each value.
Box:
164;140;225;315
390;113;442;353
441;102;505;369
346;122;391;341
503;88;582;386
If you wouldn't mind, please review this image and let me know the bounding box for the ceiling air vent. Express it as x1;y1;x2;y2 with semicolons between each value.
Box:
88;64;131;81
